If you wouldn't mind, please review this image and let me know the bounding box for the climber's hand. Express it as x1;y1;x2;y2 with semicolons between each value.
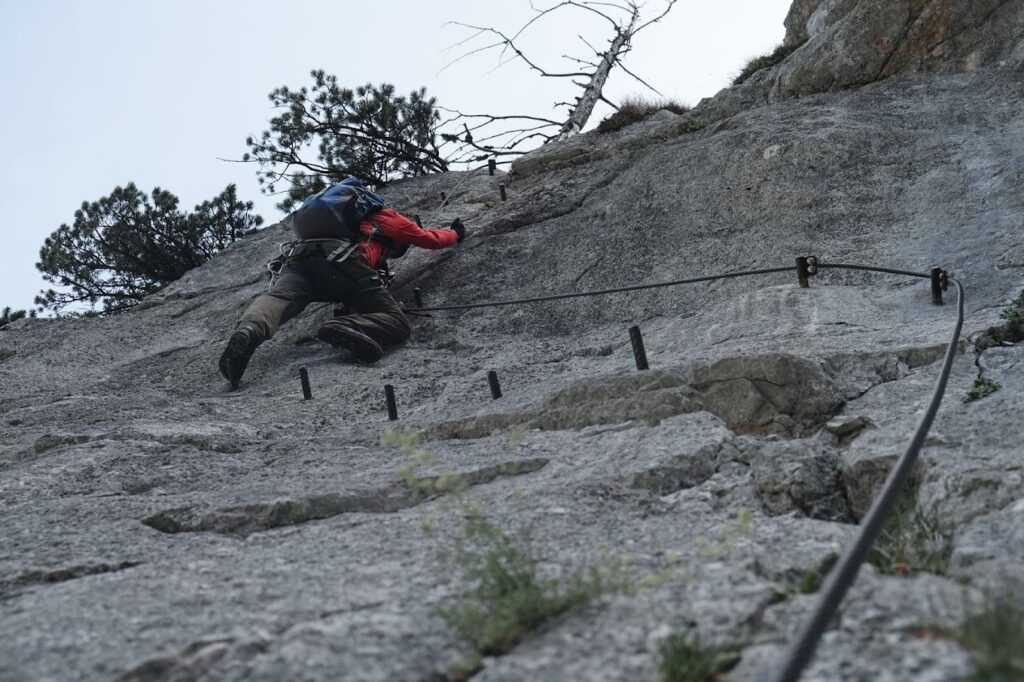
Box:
450;218;465;243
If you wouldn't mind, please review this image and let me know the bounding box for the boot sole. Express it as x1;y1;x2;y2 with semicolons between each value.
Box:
219;332;254;388
317;324;383;363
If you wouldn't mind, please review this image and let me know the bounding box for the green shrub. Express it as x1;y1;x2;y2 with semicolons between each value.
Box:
597;96;690;133
867;489;951;576
656;630;739;682
732;42;803;86
964;377;1001;403
938;593;1024;681
776;555;838;599
439;508;614;658
794;567;824;595
976;290;1024;350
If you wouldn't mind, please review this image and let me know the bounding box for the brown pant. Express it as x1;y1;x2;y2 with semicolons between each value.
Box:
239;245;410;346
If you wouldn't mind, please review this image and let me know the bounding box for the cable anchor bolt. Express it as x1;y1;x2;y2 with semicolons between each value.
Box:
796;255;818;288
930;267;949;305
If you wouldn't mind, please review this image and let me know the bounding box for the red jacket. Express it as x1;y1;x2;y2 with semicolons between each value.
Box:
357;209;457;269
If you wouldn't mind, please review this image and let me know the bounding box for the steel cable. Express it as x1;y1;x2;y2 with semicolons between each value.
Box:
818;262;932;279
769;277;964;682
399;258;964;682
403;266;796;312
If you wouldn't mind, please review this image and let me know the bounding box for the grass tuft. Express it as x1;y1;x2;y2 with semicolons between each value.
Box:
775;555;838;599
732;42;803;86
956;597;1024;680
597;96;690;133
439;507;616;658
976;290;1024;351
796;567;824;594
924;592;1024;681
657;630;739;682
964;376;1000;403
867;488;951;577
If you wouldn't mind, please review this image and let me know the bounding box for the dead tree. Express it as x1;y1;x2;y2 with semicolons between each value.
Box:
445;0;678;147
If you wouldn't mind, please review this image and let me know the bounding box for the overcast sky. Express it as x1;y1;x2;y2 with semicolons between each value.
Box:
0;0;791;314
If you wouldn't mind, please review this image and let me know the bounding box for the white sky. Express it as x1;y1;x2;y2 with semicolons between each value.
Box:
0;0;791;313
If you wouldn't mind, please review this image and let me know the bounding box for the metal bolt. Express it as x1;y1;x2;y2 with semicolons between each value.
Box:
488;159;497;176
414;287;423;308
628;326;649;370
440;192;447;203
299;367;312;400
384;384;398;421
930;268;944;305
487;370;502;399
796;257;810;288
499;183;507;201
414;213;422;227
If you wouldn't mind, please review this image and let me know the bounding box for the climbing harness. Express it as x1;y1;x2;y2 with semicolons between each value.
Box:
266;237;365;290
377;262;396;288
267;184;965;681
273;163;491;291
266;241;295;289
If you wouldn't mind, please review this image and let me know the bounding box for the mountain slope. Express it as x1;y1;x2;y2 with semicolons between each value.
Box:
1;3;1022;680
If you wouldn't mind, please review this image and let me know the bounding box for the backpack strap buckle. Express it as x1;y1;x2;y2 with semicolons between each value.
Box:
325;241;360;263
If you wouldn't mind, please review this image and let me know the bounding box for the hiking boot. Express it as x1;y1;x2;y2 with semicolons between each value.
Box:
316;320;383;363
218;327;258;389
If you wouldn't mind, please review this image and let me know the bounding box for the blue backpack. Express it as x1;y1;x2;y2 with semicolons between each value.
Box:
298;177;386;241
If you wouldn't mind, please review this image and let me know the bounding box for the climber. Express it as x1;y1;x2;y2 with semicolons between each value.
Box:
218;182;465;388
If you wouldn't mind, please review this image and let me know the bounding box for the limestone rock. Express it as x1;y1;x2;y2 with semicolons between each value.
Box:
771;0;1024;100
686;353;845;436
2;3;1024;680
750;439;850;521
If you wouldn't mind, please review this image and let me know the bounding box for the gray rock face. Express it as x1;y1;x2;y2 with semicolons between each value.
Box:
2;3;1023;680
774;0;1024;99
686;353;845;436
751;438;850;521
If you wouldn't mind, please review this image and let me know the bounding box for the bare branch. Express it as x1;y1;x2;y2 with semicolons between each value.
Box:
405;0;681;168
564;54;600;68
616;61;665;97
436;106;561;127
576;34;602;55
634;0;677;33
442;22;589;78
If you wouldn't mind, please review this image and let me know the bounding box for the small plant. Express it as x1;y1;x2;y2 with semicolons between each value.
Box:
776;554;838;599
956;599;1024;680
929;592;1024;681
597;96;690;133
732;41;804;86
794;567;823;594
669;113;715;137
439;507;613;658
444;653;483;682
976;290;1024;350
382;427;472;503
695;508;755;560
778;561;827;593
506;425;527;450
964;376;1001;403
656;630;739;682
867;490;951;576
